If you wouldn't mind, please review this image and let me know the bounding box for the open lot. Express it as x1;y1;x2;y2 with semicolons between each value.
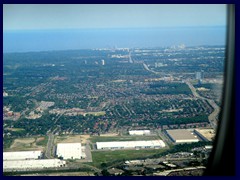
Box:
100;133;119;137
86;111;106;116
7;137;47;151
54;135;90;144
6;128;25;132
88;148;167;168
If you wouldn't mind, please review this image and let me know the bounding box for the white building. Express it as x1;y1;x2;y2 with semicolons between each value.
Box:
56;143;82;159
3;151;42;161
166;129;199;143
196;71;204;80
129;130;151;136
101;59;105;65
96;140;165;150
3;91;8;97
3;159;66;171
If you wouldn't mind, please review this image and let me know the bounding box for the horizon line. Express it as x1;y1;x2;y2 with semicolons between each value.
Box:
3;44;226;54
3;25;226;32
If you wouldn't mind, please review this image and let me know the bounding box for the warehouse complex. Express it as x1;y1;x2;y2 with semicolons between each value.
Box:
96;140;165;150
3;150;66;172
3;159;66;172
165;129;199;143
129;130;151;136
56;143;83;159
194;128;215;141
3;151;42;161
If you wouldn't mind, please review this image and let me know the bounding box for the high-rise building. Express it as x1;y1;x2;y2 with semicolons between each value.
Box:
196;71;204;80
101;59;105;65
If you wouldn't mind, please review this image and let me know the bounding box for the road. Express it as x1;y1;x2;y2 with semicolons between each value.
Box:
185;80;220;130
83;140;93;162
143;63;159;74
129;51;133;63
157;130;172;147
142;63;219;130
67;162;101;173
45;133;54;159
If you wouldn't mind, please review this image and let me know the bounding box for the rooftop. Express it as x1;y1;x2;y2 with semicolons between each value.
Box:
166;129;199;141
56;143;82;159
3;151;42;161
96;140;165;149
194;128;215;141
3;159;66;171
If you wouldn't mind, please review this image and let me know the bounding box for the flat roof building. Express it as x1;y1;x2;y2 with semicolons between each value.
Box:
3;151;42;161
56;143;82;159
129;130;151;136
3;159;66;172
96;140;165;150
194;128;215;141
166;129;199;143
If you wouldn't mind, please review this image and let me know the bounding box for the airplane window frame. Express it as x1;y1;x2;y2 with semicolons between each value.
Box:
204;4;235;176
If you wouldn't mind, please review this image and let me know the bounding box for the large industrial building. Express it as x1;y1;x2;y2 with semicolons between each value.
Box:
3;159;66;172
194;128;215;142
3;151;42;161
96;140;165;150
56;143;82;159
129;130;151;136
165;129;199;143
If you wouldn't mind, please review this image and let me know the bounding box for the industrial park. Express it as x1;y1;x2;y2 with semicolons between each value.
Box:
3;128;215;175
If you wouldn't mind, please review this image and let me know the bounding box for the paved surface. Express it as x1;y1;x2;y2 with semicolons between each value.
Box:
82;140;93;162
185;80;219;130
157;130;172;147
45;133;54;159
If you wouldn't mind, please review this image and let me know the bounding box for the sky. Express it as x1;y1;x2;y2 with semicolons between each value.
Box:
3;4;227;52
3;4;226;30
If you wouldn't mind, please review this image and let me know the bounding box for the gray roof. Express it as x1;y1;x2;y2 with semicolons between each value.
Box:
166;129;199;141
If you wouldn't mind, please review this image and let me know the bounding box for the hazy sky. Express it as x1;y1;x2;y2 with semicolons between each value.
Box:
3;4;226;30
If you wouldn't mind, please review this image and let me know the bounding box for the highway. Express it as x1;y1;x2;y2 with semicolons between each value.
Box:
143;63;158;74
129;51;133;63
141;63;219;130
185;80;220;130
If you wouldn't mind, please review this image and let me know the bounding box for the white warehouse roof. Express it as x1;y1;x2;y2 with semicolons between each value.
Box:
3;159;66;171
166;129;199;143
96;140;165;150
129;130;150;135
3;151;42;161
56;143;82;159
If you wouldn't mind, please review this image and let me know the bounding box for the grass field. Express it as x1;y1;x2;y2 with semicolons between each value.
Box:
89;135;161;143
86;111;106;116
6;137;46;151
88;148;167;168
6;128;25;132
35;136;48;146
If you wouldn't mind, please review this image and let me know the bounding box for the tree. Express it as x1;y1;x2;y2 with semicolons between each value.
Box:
101;169;110;176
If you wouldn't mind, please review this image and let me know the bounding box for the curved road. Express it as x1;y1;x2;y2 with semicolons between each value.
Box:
142;63;219;130
185;80;220;130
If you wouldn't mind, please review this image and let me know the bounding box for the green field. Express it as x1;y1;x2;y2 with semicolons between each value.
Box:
6;128;25;132
86;111;106;116
89;148;167;168
89;135;161;143
35;136;49;146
